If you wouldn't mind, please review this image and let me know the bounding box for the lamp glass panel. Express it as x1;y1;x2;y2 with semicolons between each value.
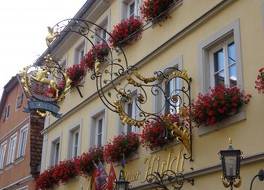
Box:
117;183;126;190
224;156;237;177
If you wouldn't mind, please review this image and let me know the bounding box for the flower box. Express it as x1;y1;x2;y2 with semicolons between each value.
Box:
104;133;140;163
192;85;251;126
66;63;87;87
109;17;143;47
255;67;264;94
141;0;175;23
81;43;109;71
74;147;104;176
52;160;78;184
36;167;59;190
141;114;180;150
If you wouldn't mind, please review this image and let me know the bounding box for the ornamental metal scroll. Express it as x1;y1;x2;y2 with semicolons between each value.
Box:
44;18;193;160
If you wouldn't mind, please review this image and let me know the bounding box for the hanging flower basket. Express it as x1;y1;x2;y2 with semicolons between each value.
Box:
141;114;180;150
81;43;110;71
192;85;251;126
36;167;59;190
104;133;140;163
74;147;104;176
52;160;78;184
109;17;143;47
66;63;87;87
141;0;175;23
255;67;264;94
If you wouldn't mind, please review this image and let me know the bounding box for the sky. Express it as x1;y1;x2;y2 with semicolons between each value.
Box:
0;0;87;96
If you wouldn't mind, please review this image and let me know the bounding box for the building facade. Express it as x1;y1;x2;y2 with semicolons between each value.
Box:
0;76;44;190
40;0;264;189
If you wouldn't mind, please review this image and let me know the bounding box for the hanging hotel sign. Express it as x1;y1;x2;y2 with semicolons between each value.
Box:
19;55;72;117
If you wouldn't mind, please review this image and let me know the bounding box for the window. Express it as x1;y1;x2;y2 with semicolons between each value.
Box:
16;93;24;109
153;58;183;115
0;141;7;169
17;125;28;158
51;138;60;166
6;134;17;164
3;105;10;121
164;77;181;114
96;18;108;44
95;115;104;147
123;95;139;134
198;20;242;93
209;38;237;87
69;127;80;158
126;0;141;18
6;105;10;118
60;59;67;69
75;42;85;64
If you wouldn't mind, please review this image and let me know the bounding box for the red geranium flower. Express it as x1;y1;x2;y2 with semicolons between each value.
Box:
52;160;78;184
104;133;140;163
255;67;264;94
141;0;175;22
74;147;104;176
109;17;143;47
81;43;109;71
35;167;58;190
66;63;87;87
192;85;251;126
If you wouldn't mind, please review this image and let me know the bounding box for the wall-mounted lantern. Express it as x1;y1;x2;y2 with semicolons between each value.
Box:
219;138;242;190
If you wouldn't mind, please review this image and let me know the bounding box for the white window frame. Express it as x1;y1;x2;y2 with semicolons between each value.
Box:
153;56;183;115
123;0;141;19
59;58;67;69
74;41;85;65
3;105;11;121
17;124;29;158
6;133;17;165
198;19;243;93
123;93;140;134
95;17;109;44
90;108;107;148
50;138;60;166
209;37;237;88
95;114;105;148
69;126;80;159
0;141;7;169
16;93;24;110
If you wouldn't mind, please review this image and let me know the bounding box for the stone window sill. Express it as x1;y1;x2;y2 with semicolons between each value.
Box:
14;156;24;165
198;111;246;136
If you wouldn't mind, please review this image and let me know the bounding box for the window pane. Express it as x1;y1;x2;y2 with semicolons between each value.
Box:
229;65;237;87
215;71;225;86
228;42;236;65
54;142;60;165
98;134;102;147
98;119;103;134
214;49;224;72
129;2;135;17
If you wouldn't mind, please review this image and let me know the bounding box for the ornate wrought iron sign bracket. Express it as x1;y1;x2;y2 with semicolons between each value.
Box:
146;170;194;190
